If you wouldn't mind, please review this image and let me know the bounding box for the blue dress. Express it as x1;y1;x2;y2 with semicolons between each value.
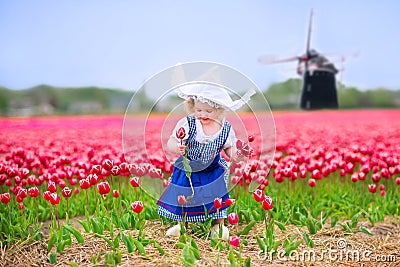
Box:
157;115;231;222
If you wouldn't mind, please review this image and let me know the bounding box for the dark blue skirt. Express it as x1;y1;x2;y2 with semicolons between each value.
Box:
157;154;229;218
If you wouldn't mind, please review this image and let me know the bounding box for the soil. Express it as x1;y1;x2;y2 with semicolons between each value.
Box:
2;216;399;267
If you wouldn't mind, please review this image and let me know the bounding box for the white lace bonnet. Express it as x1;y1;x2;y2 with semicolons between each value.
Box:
175;83;256;111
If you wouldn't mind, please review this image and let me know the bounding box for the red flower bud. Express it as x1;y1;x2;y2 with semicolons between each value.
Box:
213;198;223;210
1;193;11;204
224;198;235;207
102;159;113;171
176;127;186;140
79;178;91;190
253;189;265;202
130;177;140;187
49;193;60;205
47;181;57;193
368;184;377;193
111;166;120;176
131;201;143;213
228;212;239;225
262;196;273;210
247;135;255;142
229;236;240;247
97;181;111;195
62;187;72;198
112;190;119;198
177;195;186;205
28;187;39;198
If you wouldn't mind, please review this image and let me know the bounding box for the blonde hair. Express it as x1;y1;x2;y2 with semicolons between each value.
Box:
184;99;226;121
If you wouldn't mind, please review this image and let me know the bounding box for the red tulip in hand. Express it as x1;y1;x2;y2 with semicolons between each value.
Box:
176;127;186;142
176;127;187;155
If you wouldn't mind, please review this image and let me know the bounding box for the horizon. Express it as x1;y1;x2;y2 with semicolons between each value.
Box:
1;1;400;95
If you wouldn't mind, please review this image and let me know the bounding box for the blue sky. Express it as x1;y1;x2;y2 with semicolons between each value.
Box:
1;0;399;95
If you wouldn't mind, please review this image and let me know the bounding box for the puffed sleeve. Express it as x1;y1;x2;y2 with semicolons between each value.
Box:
222;126;236;149
170;117;189;142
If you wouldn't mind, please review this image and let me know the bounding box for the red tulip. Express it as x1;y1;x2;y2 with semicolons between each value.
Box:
28;187;39;198
102;159;113;171
131;201;143;213
308;178;316;187
379;184;385;191
47;181;57;193
79;178;91;190
229;236;240;247
1;193;11;204
43;190;52;201
17;188;28;199
248;135;255;142
253;189;265;202
176;127;186;140
213;198;223;209
372;173;381;183
396;177;400;185
27;175;36;185
368;184;377;193
62;187;72;198
97;181;111;195
262;196;273;210
130;177;140;187
91;165;102;175
88;174;99;186
351;173;358;183
177;195;186;205
228;212;239;225
18;203;24;210
380;190;386;197
49;193;60;205
16;195;23;203
224;198;235;207
311;169;322;180
112;190;119;198
111;166;120;176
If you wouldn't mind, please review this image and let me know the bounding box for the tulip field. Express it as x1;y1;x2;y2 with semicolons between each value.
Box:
1;110;400;266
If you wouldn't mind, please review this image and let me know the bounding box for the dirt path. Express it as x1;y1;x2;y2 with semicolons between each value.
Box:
2;216;400;266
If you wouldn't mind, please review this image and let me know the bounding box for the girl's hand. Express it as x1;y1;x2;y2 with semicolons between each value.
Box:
232;151;245;162
177;144;186;155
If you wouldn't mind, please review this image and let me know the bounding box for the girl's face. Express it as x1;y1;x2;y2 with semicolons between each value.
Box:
194;101;220;125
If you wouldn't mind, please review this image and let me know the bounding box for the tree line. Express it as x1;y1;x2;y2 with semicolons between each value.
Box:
0;80;399;116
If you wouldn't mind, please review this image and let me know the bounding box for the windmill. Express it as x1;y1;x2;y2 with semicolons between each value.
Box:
258;9;348;110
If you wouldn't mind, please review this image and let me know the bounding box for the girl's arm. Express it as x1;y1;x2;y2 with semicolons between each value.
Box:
224;146;245;163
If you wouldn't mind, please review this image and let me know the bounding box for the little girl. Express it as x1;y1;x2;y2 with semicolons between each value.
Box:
157;83;254;240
